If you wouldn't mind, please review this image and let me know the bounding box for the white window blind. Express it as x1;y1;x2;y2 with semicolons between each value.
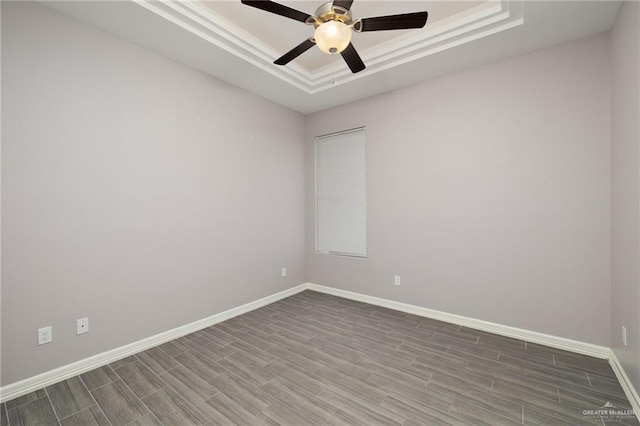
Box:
315;128;366;257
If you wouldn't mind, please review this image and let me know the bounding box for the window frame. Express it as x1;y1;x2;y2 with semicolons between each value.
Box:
314;126;367;259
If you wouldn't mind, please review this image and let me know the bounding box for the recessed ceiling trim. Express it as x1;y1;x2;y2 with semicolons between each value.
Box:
308;1;524;91
310;0;506;77
163;0;317;86
134;0;523;94
361;2;508;67
133;0;315;92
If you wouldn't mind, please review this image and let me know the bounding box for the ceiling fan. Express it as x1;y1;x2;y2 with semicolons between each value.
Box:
240;0;429;74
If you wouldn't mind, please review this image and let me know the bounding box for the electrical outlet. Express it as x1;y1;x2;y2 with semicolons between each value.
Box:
38;326;52;345
281;267;287;277
622;326;627;346
77;317;89;335
394;275;401;286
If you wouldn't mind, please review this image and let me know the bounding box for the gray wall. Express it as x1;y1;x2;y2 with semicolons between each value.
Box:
611;0;640;394
1;1;306;385
0;0;3;390
3;0;635;391
305;34;612;346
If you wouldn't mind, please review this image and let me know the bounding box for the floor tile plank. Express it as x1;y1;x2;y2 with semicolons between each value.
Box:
449;399;523;426
156;339;190;358
114;360;166;399
135;347;180;375
127;413;164;426
141;387;209;425
209;374;271;416
260;379;332;425
0;403;8;426
91;380;148;425
60;405;110;426
80;365;119;391
173;349;226;385
198;391;259;425
46;376;95;420
7;396;59;426
380;395;465;426
159;365;218;405
185;336;233;362
5;390;47;411
317;387;406;426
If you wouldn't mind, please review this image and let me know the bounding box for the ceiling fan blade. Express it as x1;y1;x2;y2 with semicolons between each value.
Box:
274;39;316;65
332;0;354;11
241;0;312;23
341;43;366;74
358;11;428;31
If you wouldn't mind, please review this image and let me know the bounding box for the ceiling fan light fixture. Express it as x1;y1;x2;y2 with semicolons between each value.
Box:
242;0;429;73
314;20;352;54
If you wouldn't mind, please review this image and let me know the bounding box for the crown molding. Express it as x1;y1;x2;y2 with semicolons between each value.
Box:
133;0;524;94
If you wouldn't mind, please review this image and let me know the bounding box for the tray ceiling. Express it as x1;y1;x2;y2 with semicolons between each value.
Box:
42;1;622;114
202;1;486;70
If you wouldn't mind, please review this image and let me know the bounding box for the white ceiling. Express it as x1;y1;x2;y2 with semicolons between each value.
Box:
43;1;622;114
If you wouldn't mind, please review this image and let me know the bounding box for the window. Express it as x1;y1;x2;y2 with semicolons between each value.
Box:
315;127;366;258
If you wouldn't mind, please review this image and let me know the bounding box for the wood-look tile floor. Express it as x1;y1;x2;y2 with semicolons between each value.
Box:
2;290;638;425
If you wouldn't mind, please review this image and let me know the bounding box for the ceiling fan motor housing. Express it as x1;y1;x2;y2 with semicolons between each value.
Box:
308;2;352;26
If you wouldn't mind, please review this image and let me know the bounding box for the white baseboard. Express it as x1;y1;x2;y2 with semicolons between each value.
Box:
609;349;640;417
2;282;633;409
305;283;611;359
0;284;307;403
